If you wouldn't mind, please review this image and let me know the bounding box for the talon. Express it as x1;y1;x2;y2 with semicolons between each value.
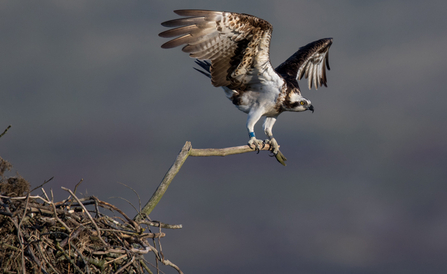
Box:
248;137;264;153
267;138;280;155
264;137;288;166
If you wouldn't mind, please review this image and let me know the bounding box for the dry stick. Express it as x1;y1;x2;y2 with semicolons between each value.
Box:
18;194;30;228
139;220;182;229
115;256;135;274
162;259;183;274
60;225;85;248
18;194;30;274
134;142;192;222
37;242;61;274
99;228;165;239
29;176;54;193
41;188;51;202
61;187;108;247
134;141;278;222
105;254;128;266
191;142;287;165
189;143;273;156
8;216;25;272
147;244;183;274
0;124;11;138
50;194;72;233
70;243;91;274
26;245;43;272
55;243;85;274
109;196;139;216
73;178;84;195
139;259;154;274
95;198;140;230
93;246;151;255
0;194;50;204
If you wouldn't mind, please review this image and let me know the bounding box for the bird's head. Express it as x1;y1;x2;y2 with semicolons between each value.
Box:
284;93;314;113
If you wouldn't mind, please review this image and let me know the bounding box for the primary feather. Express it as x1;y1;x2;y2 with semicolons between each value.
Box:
159;9;333;164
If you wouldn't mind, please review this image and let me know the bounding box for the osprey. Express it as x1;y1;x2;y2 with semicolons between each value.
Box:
159;9;332;165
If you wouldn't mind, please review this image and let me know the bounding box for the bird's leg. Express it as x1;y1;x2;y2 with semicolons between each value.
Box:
264;135;287;165
263;117;287;166
246;111;264;153
262;117;280;154
265;137;280;155
248;132;264;153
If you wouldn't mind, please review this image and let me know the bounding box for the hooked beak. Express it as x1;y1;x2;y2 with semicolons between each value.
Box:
308;105;314;113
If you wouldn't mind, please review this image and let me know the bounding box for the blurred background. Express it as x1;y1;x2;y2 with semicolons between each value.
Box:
1;0;447;273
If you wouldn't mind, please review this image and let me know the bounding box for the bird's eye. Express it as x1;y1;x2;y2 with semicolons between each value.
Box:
300;101;306;106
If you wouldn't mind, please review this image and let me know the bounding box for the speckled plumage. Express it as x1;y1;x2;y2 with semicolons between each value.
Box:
159;9;333;163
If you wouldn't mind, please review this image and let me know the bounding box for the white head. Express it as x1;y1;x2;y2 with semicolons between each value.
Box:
285;93;314;112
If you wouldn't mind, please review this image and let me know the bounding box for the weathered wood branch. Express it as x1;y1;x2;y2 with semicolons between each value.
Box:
190;143;272;156
134;142;286;222
0;125;11;138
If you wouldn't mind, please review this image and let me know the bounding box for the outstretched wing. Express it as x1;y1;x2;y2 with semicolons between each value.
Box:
159;10;282;90
275;38;332;90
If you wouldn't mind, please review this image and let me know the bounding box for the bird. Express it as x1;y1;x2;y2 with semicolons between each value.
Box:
158;9;332;165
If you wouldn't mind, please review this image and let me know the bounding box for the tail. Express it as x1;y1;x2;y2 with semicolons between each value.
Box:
193;59;211;79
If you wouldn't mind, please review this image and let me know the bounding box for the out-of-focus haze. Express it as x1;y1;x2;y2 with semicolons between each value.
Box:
2;1;447;273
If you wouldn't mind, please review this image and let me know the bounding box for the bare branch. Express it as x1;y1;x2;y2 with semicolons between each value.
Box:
189;143;273;156
0;125;11;138
134;141;192;222
29;176;54;193
139;220;182;229
73;178;84;195
134;141;286;222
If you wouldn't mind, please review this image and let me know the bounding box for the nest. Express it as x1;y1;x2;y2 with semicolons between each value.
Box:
0;156;183;274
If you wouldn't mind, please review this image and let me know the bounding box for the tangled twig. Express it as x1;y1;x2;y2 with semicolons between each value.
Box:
0;187;183;273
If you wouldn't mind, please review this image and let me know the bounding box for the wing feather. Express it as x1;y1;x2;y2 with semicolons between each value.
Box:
173;9;222;17
161;17;206;27
159;9;282;90
275;38;333;90
160;34;194;49
159;25;202;38
312;63;318;90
